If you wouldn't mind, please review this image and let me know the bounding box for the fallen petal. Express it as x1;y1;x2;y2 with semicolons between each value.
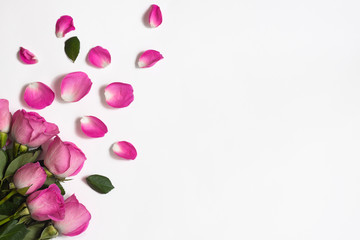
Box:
112;141;137;160
80;116;108;138
149;5;163;28
56;15;75;38
88;46;111;68
104;82;134;108
24;82;55;109
19;47;38;64
138;50;163;68
61;72;92;102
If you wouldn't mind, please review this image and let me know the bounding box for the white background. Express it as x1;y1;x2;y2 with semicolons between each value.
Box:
0;0;360;239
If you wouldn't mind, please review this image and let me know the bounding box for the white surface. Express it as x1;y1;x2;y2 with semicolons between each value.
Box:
1;0;360;239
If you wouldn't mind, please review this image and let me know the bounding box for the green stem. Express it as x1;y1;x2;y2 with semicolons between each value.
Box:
0;189;17;205
0;203;28;226
13;142;20;158
0;132;7;148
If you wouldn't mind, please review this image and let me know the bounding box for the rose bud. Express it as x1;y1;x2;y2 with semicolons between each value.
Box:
44;136;86;178
54;194;91;236
11;109;59;148
26;184;65;221
13;162;47;195
0;99;11;148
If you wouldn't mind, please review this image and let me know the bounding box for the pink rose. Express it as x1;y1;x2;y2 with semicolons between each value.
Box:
44;136;86;178
11;109;59;148
0;99;11;133
54;194;91;236
13;162;47;195
26;184;65;221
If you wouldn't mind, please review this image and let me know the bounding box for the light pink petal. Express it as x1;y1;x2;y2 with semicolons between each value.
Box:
19;47;38;64
61;72;92;102
58;141;86;178
44;137;71;175
24;82;55;110
80;116;108;138
13;162;47;195
88;46;111;68
112;141;137;160
56;15;75;38
149;5;163;28
138;50;163;68
104;82;134;108
0;99;11;133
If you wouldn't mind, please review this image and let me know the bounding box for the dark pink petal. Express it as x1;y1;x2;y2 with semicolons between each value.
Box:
138;50;163;68
80;116;108;138
19;47;38;64
88;46;111;68
104;82;134;108
112;141;137;160
24;82;55;109
56;15;75;38
148;4;162;28
61;72;92;102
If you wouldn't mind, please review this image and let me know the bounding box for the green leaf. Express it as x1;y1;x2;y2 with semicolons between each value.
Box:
55;182;65;196
4;150;41;179
23;223;45;240
5;150;13;162
0;195;25;216
0;220;29;240
64;36;80;62
39;225;58;240
86;174;114;194
0;151;7;179
0;216;8;221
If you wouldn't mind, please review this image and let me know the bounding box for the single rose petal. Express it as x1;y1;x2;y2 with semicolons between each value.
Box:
80;116;108;138
138;50;163;68
104;82;134;108
56;15;75;38
88;46;111;68
24;82;55;109
19;47;38;64
148;5;162;28
112;141;137;160
61;72;92;102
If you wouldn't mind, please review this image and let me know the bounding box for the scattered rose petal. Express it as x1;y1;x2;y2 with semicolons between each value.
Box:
24;82;55;109
19;47;38;64
88;46;111;68
80;116;108;138
104;82;134;108
112;141;137;160
138;50;163;68
61;72;92;102
56;15;75;38
148;5;162;28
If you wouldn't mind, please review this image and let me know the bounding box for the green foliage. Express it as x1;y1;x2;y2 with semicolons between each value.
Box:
0;220;29;240
64;36;80;62
87;174;114;194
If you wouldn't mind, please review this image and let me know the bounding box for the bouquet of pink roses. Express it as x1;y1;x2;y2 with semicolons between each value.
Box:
0;100;91;239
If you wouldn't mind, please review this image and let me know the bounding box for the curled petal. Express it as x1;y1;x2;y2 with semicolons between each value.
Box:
148;5;163;28
80;116;108;138
56;15;75;38
61;72;92;102
112;141;137;160
88;46;111;68
138;50;163;68
24;82;55;109
104;82;134;108
19;47;38;64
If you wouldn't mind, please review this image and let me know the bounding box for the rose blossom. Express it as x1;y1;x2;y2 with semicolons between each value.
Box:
13;162;47;195
11;109;59;148
44;136;86;178
54;194;91;236
0;99;11;133
26;184;65;221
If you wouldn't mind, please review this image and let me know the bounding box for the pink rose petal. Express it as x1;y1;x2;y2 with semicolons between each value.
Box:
80;116;108;138
138;50;163;68
61;72;92;102
19;47;38;65
149;5;163;28
104;82;134;108
24;82;55;109
88;46;111;68
56;15;75;38
112;141;137;160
